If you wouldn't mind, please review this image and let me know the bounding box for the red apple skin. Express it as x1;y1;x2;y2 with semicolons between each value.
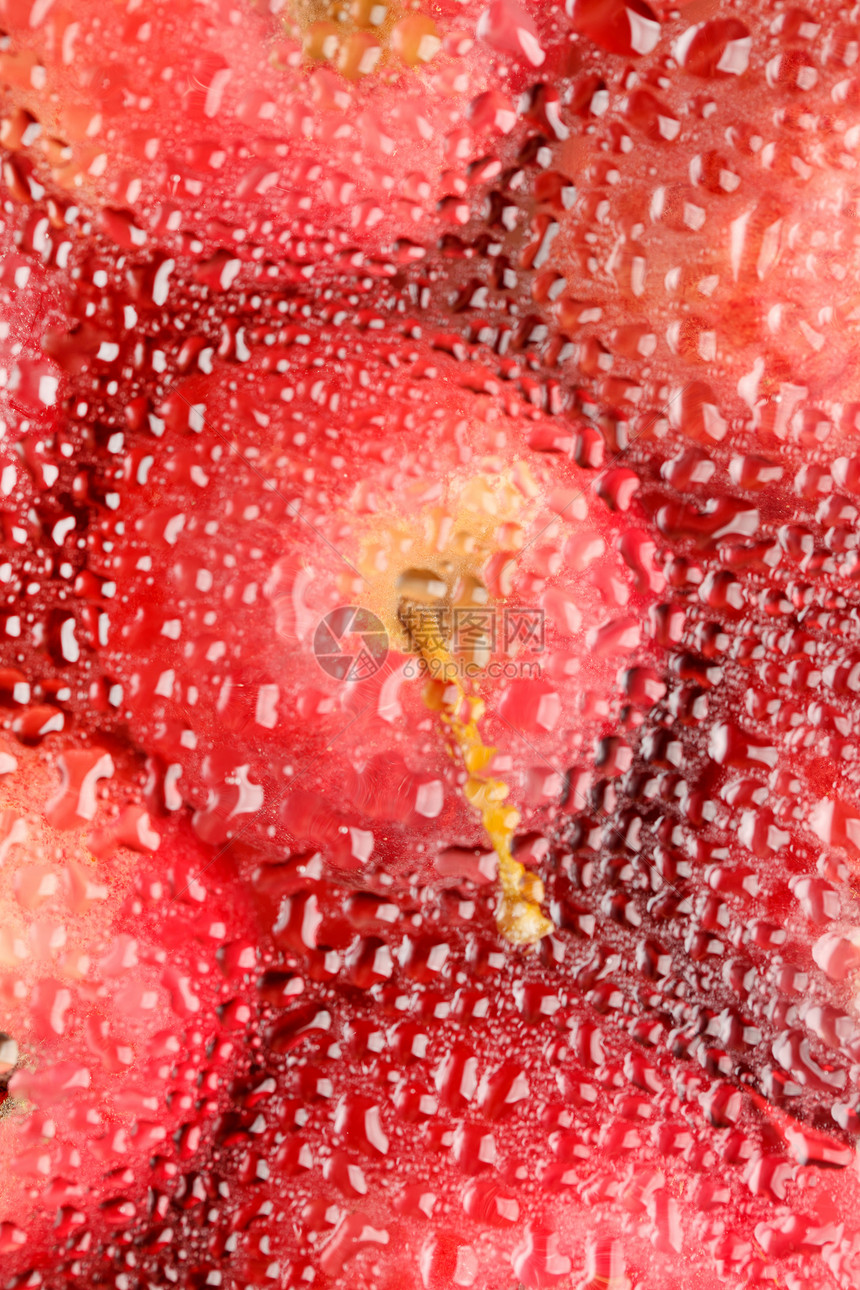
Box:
0;719;261;1282
2;0;860;1287
0;142;662;876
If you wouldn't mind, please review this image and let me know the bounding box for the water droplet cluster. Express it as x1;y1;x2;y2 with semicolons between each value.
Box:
0;721;259;1275
2;0;860;1286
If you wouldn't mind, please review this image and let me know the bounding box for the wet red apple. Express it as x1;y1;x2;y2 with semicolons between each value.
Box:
0;716;260;1274
2;0;860;1287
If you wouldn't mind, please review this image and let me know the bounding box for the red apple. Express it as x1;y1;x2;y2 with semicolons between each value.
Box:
0;713;260;1280
2;0;860;1287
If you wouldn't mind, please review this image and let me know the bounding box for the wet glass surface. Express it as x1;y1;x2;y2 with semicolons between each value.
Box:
1;2;860;1286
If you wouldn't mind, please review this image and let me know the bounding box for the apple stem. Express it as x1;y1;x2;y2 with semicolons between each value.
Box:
420;640;554;947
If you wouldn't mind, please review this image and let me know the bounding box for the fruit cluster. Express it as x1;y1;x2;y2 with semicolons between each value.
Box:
2;0;860;1287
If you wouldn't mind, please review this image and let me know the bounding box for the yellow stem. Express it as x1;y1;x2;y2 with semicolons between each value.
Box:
421;642;553;947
